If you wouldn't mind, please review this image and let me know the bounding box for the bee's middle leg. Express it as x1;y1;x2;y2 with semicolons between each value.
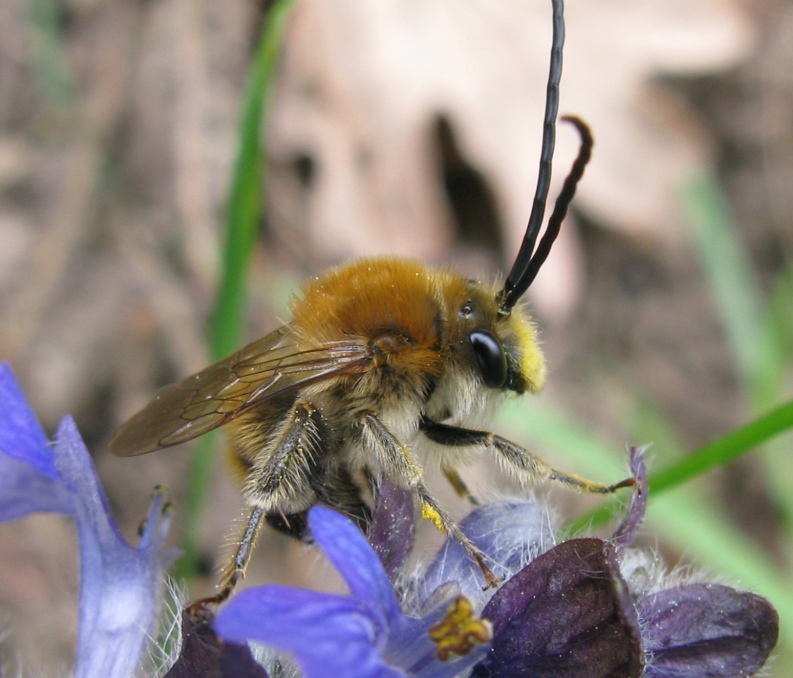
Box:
358;412;499;587
189;505;265;613
443;467;480;506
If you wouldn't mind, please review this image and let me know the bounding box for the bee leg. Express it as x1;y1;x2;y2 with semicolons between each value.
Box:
311;464;372;533
358;412;424;487
358;412;499;588
187;506;265;615
188;400;327;614
416;483;500;588
245;400;326;512
420;417;635;493
265;509;310;540
442;468;480;506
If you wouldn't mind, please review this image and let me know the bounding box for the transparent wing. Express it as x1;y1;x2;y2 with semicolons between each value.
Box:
109;325;371;456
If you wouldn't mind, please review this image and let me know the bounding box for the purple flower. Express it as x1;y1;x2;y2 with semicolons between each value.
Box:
472;537;643;676
212;448;777;678
420;450;777;678
215;505;492;678
638;584;778;678
166;611;270;678
0;363;175;678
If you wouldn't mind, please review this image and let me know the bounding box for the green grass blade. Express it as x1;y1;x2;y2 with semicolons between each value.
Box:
212;0;296;359
649;399;793;494
572;398;793;532
27;0;76;108
681;173;764;393
175;0;295;583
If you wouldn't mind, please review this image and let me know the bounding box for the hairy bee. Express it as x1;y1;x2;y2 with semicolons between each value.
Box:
110;0;632;604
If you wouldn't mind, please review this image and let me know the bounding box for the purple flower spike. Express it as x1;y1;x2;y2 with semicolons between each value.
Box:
0;363;71;519
474;538;644;678
0;363;175;678
216;506;491;678
638;583;779;677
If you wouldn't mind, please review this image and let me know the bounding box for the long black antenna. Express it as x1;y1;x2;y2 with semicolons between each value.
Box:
520;116;593;289
499;117;594;314
499;0;565;313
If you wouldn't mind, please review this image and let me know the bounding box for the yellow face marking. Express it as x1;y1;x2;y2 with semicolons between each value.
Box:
428;596;493;661
511;311;546;393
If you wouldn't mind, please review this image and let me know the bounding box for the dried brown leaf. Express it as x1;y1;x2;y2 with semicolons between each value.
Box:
266;0;754;315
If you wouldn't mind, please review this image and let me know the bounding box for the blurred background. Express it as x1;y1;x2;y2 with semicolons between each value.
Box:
1;0;792;674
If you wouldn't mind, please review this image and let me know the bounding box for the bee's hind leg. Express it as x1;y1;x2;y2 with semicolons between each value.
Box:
187;505;265;617
190;400;328;615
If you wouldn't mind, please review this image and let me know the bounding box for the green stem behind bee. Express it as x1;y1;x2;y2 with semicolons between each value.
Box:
174;0;296;586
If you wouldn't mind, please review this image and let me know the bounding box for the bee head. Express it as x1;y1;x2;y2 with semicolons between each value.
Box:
469;316;545;396
463;0;592;396
461;286;545;396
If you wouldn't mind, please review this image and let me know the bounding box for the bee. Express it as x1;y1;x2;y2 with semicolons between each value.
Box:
110;0;632;605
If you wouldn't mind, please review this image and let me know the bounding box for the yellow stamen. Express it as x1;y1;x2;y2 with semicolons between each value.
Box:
428;596;492;661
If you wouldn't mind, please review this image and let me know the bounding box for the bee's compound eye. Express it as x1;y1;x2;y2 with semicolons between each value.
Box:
469;330;508;389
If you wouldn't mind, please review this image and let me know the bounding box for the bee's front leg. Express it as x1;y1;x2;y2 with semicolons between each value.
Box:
420;417;634;494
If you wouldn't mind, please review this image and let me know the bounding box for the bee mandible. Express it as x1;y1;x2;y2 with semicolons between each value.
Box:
110;0;633;606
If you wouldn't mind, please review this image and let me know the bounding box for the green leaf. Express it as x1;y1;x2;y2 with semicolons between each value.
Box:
212;0;296;360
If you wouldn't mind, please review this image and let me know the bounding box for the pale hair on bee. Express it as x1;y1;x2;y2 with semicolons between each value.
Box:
110;0;634;609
